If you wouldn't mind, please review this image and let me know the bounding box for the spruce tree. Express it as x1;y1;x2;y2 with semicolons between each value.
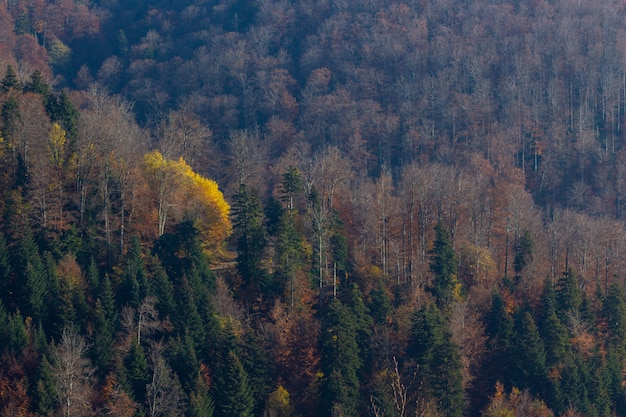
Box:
232;184;268;299
429;221;459;307
124;341;150;403
214;351;254;417
320;299;361;417
409;305;463;417
512;311;547;396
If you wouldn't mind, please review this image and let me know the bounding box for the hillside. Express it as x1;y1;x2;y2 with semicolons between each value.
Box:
1;0;626;416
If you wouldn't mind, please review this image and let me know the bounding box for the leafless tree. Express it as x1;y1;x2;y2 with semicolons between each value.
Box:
49;327;95;417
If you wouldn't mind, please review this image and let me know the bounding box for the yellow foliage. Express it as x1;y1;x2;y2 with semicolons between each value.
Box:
48;123;67;168
266;385;294;417
142;150;231;248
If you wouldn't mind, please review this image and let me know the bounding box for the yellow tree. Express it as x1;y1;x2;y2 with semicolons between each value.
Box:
142;150;231;250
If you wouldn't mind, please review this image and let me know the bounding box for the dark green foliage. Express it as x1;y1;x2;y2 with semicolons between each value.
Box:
320;299;361;417
557;269;583;316
1;65;20;92
124;341;150;402
513;229;533;277
92;298;115;376
7;310;28;354
44;91;78;138
168;334;200;393
240;331;272;416
213;351;255;417
538;281;569;367
274;211;305;305
119;236;148;308
33;354;56;416
512;311;547;396
602;283;626;348
189;370;215;417
0;234;10;302
1;95;21;143
368;280;391;324
174;277;206;350
429;221;459;307
152;260;176;320
153;221;216;293
408;305;463;417
22;70;49;95
232;184;268;299
280;166;303;212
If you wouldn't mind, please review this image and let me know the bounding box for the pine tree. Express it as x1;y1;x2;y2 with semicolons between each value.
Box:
232;184;268;299
512;311;547;396
23;70;49;95
513;229;533;278
124;341;150;403
152;261;176;320
409;305;463;417
214;351;254;417
429;221;459;307
189;367;215;417
320;299;361;417
556;269;582;316
1;65;20;92
602;283;626;348
484;293;515;390
0;234;10;305
538;281;569;368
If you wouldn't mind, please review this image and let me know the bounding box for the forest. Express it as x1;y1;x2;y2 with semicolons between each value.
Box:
2;0;626;416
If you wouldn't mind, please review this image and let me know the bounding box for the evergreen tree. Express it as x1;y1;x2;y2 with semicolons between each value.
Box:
429;221;459;307
274;211;304;306
320;299;361;417
168;334;200;393
22;69;49;95
119;236;148;309
538;281;569;368
152;261;176;320
512;311;547;396
602;283;626;349
1;65;20;92
33;354;56;416
92;298;115;377
409;305;463;417
513;229;533;278
556;269;583;316
1;95;21;144
0;234;10;304
240;330;272;416
214;351;254;417
232;184;268;299
124;341;150;403
189;368;215;417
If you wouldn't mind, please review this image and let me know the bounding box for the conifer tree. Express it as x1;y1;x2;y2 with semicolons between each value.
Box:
1;65;20;92
409;305;463;417
512;311;547;397
124;341;150;403
214;351;254;417
513;229;533;278
556;269;583;316
232;184;267;299
189;367;215;417
429;221;459;308
602;283;626;348
320;298;361;417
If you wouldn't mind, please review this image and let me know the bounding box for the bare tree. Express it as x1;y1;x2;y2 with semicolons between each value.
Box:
49;327;95;417
146;352;186;417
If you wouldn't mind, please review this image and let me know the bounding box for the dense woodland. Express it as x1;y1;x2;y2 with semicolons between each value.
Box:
4;0;626;416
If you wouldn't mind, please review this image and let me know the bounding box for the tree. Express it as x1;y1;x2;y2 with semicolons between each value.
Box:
146;353;186;417
123;341;150;403
513;229;533;279
409;305;464;417
1;65;20;92
319;299;361;417
49;327;95;417
213;351;254;417
232;184;268;300
512;311;547;397
430;221;460;307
